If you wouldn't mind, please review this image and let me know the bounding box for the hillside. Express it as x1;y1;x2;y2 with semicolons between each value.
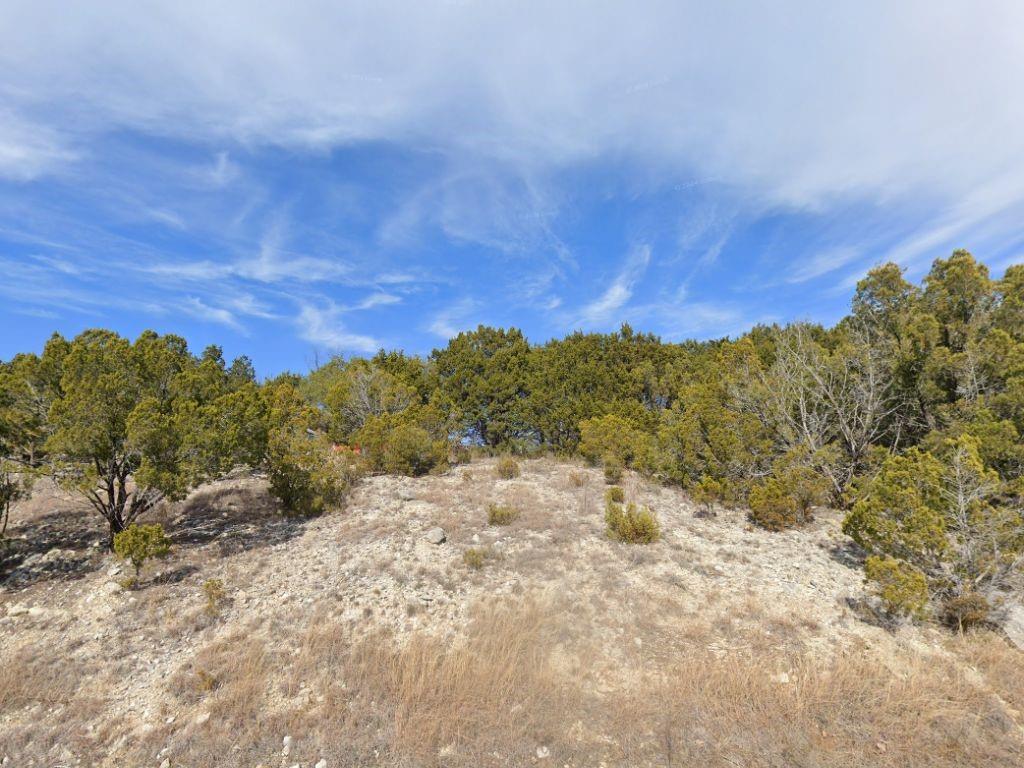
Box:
2;457;1022;767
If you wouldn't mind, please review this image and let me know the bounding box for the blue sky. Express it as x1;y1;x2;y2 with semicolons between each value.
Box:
2;2;1023;375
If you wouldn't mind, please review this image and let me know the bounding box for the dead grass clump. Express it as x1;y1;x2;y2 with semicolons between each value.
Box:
605;646;1024;768
495;456;521;479
953;630;1024;714
170;632;274;722
345;597;567;763
463;546;489;569
568;470;586;488
0;643;84;712
486;503;519;526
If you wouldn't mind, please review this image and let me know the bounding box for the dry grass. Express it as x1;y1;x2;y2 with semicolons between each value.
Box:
105;597;1024;768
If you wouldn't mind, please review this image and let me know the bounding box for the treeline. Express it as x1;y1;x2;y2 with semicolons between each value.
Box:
2;249;1023;626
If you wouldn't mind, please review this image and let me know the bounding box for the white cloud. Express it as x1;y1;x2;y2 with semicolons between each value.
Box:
427;298;478;339
787;246;862;284
3;1;1023;219
578;244;651;325
180;296;244;332
0;111;77;180
296;302;380;353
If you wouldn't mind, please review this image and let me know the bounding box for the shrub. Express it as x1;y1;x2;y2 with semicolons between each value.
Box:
844;437;1023;626
940;593;991;632
568;470;586;488
463;547;487;570
268;428;355;516
603;454;623;484
355;413;449;476
487;503;519;526
578;414;650;466
748;461;829;531
690;476;724;518
382;422;447;476
864;556;930;620
604;486;625;504
748;479;800;531
202;578;227;617
495;456;520;479
605;500;660;544
113;523;171;580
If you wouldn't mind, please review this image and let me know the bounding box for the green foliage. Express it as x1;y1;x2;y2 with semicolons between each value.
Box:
495;455;520;479
463;547;488;570
3;249;1022;637
430;326;531;447
748;454;830;531
267;427;355;516
845;436;1024;619
605;498;660;544
864;556;930;620
202;578;227;617
690;476;725;517
113;523;171;580
354;407;450;477
578;414;651;467
486;503;519;526
602;454;624;484
604;486;625;504
843;448;949;561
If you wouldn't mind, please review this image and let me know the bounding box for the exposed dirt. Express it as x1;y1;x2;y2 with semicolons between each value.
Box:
2;458;1022;767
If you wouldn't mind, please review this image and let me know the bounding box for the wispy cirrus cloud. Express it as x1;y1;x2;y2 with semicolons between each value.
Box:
296;301;381;354
577;245;651;326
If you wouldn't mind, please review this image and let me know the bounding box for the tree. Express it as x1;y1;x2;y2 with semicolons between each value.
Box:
325;359;416;440
431;326;531;447
843;436;1024;616
45;329;266;546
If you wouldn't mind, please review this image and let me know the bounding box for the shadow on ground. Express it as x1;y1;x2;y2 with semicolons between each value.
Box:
3;479;309;589
163;484;311;557
1;503;106;588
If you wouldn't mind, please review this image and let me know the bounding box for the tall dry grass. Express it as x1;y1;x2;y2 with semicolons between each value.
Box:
9;595;1021;768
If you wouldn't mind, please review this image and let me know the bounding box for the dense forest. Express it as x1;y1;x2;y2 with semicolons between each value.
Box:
2;249;1022;627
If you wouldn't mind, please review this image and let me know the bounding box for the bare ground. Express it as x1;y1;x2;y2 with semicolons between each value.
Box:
1;457;1022;767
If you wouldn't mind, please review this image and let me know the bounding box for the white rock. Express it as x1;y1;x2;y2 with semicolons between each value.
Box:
999;602;1024;650
102;581;123;595
159;759;170;768
424;527;446;545
315;760;328;768
771;672;791;684
536;745;551;759
282;735;292;755
7;603;28;617
194;711;210;725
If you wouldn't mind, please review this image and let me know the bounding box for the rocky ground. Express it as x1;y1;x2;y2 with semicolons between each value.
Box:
2;458;1022;767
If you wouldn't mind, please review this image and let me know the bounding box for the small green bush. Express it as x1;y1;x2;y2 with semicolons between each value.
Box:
579;414;650;466
463;547;488;570
864;556;930;620
603;454;624;484
495;456;520;479
382;422;448;476
113;523;171;580
487;503;519;526
202;578;227;617
605;486;625;504
605;500;660;544
940;593;991;632
748;462;829;531
690;476;724;518
268;429;357;515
